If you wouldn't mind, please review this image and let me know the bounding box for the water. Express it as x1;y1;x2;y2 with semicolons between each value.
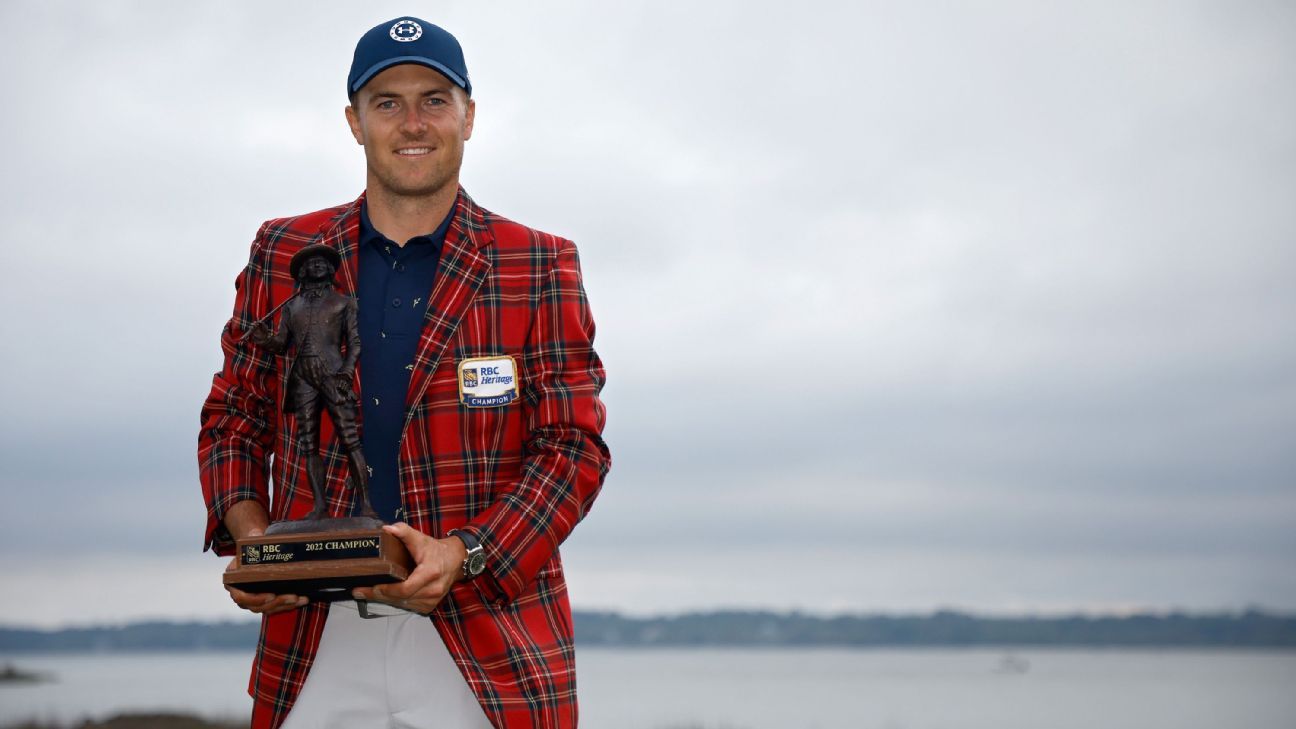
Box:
2;648;1294;728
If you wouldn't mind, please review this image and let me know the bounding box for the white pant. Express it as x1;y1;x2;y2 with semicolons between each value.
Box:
280;601;494;729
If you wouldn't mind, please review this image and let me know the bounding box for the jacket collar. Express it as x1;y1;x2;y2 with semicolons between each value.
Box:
314;186;496;298
310;186;496;418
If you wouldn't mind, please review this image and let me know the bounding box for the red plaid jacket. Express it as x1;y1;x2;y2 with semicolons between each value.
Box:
198;189;610;729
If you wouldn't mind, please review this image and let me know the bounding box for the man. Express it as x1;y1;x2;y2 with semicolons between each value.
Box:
199;17;610;729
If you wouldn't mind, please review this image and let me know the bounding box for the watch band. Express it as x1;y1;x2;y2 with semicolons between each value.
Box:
448;529;486;579
449;528;479;550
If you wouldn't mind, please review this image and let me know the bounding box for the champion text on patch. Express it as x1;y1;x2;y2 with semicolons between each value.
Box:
457;356;520;408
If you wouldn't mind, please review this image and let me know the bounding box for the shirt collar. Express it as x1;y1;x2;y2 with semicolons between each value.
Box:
359;200;455;252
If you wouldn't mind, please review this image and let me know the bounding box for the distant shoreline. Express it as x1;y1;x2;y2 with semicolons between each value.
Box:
1;713;247;729
2;609;1294;652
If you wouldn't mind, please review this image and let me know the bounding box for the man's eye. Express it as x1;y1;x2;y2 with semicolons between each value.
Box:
378;100;396;110
427;98;445;107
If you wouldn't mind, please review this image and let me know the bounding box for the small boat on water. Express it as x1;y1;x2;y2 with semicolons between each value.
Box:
0;662;52;683
994;654;1030;674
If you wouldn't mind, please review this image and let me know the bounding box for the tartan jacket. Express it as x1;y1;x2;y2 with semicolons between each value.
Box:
198;188;610;729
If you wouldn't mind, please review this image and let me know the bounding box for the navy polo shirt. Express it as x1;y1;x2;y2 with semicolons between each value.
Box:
356;202;454;521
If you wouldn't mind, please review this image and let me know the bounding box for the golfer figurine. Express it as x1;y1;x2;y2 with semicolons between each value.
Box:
246;244;379;527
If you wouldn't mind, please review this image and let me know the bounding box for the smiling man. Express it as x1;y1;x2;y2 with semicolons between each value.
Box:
198;17;610;729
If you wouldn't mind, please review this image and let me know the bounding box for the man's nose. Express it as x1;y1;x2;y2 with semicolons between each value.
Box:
400;106;427;135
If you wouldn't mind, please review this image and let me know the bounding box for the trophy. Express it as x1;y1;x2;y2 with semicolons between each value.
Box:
222;244;412;600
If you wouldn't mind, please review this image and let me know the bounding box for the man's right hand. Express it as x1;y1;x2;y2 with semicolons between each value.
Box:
224;527;308;615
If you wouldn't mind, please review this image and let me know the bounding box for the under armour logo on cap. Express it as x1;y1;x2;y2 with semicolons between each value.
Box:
389;19;422;42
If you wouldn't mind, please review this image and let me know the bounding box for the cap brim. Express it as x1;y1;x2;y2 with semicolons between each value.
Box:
350;57;470;95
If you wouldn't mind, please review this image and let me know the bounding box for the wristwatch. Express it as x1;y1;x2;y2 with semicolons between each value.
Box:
448;529;486;579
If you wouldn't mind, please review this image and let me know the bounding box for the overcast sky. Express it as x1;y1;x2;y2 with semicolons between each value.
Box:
0;1;1293;627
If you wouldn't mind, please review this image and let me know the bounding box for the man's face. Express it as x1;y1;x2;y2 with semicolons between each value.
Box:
344;64;475;200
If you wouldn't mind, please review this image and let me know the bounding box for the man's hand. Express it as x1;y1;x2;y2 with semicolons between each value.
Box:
224;527;308;615
351;522;467;615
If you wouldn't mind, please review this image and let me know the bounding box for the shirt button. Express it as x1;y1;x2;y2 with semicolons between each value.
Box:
392;298;402;307
397;264;407;272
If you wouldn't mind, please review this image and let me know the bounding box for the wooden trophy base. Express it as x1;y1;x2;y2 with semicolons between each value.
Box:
223;518;412;602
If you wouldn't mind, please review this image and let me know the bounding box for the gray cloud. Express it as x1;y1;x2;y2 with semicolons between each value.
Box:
1;0;1294;625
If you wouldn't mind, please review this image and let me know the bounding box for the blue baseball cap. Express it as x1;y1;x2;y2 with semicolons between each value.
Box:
348;17;471;97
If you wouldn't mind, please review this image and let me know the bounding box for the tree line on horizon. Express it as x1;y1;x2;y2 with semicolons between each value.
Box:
2;608;1293;652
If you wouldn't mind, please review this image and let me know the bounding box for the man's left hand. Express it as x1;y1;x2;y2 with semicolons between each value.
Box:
351;522;467;614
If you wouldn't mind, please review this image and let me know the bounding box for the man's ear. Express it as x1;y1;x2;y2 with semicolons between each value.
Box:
462;98;476;141
345;104;364;145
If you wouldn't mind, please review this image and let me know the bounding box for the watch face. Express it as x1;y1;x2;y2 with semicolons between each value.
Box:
466;550;486;576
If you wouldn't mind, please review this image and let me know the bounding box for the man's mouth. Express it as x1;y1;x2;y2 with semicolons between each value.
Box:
395;147;432;157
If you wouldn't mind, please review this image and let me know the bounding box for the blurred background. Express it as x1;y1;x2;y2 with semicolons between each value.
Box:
0;1;1293;727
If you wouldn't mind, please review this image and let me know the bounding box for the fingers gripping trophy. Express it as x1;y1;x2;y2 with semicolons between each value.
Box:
226;245;410;598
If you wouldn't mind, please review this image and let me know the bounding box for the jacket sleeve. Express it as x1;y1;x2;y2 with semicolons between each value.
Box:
464;240;611;602
198;223;281;556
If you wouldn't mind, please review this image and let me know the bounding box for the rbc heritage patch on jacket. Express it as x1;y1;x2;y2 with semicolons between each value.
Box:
458;356;519;407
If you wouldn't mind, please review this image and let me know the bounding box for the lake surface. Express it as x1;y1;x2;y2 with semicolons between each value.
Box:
2;647;1294;728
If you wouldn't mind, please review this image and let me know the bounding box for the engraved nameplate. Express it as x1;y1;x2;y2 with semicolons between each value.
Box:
241;536;382;566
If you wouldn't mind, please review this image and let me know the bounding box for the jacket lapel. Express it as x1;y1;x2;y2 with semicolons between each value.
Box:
317;194;364;297
299;195;364;416
404;189;495;415
273;198;360;411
